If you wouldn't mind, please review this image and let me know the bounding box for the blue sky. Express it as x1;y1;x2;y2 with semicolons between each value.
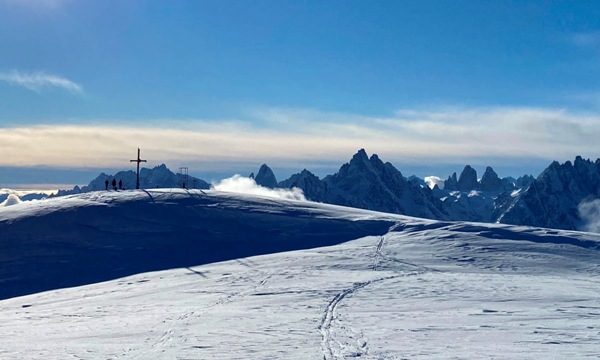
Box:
1;0;600;187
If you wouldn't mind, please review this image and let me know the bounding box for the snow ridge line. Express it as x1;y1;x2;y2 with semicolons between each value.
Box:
319;275;397;360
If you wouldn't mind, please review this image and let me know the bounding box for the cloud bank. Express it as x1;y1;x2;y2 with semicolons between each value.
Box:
211;175;306;201
0;71;82;93
0;106;599;172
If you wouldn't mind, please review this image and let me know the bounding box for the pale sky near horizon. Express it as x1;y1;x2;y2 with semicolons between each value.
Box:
1;0;600;186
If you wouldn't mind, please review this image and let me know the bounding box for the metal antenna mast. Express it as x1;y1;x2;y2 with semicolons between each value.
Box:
130;148;147;189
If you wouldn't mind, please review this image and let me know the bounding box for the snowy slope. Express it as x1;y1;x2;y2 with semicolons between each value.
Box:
0;189;392;300
1;190;600;359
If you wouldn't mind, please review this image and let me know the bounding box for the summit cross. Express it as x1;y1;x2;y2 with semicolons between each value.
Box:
130;148;147;189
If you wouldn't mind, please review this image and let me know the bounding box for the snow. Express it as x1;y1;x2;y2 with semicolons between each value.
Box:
1;189;600;359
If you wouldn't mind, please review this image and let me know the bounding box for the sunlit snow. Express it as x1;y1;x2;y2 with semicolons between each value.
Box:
0;189;599;359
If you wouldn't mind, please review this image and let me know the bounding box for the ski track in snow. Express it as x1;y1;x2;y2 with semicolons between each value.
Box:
319;279;374;360
320;235;385;360
319;234;425;360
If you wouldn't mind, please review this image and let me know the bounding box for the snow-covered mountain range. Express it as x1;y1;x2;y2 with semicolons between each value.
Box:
498;156;600;231
6;149;600;233
279;149;446;220
1;189;599;358
274;150;600;233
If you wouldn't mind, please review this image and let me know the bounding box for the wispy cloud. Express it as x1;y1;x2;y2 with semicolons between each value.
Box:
1;0;72;10
0;106;598;172
571;31;600;49
0;70;82;93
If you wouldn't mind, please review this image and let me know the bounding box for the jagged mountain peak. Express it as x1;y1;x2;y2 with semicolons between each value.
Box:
498;156;600;231
457;165;478;191
299;168;314;176
319;150;447;220
480;166;501;191
254;164;278;188
353;148;369;161
445;172;458;190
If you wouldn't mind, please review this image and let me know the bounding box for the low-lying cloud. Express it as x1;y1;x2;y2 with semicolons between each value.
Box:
211;175;306;201
578;199;600;233
0;70;82;93
0;194;22;207
424;176;445;189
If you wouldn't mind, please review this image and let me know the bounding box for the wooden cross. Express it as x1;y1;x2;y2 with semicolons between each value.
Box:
130;148;147;189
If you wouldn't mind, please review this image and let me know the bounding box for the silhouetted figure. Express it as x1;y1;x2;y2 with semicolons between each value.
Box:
112;179;117;191
119;179;123;190
105;179;109;190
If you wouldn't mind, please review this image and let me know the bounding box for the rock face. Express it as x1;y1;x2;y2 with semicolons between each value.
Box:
515;174;535;189
444;172;458;191
497;156;600;231
480;166;502;191
254;164;278;188
457;165;479;191
435;165;524;222
280;149;448;220
278;169;327;202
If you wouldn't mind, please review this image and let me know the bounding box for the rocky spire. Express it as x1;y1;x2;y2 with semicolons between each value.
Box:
254;164;278;188
457;165;479;191
480;166;501;191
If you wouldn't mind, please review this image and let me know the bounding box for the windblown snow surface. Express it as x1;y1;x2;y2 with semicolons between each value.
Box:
1;189;600;359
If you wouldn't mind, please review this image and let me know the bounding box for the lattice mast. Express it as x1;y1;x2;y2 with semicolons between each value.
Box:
179;167;189;189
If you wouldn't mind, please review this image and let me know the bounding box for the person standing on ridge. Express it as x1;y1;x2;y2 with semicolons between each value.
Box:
112;178;117;190
105;179;109;190
119;179;123;190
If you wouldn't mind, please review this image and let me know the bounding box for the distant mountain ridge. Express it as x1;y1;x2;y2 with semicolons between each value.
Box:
55;164;209;196
48;150;600;233
279;149;447;220
498;156;600;231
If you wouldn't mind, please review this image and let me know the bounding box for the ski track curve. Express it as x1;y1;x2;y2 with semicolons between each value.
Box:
320;235;395;360
319;234;434;360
